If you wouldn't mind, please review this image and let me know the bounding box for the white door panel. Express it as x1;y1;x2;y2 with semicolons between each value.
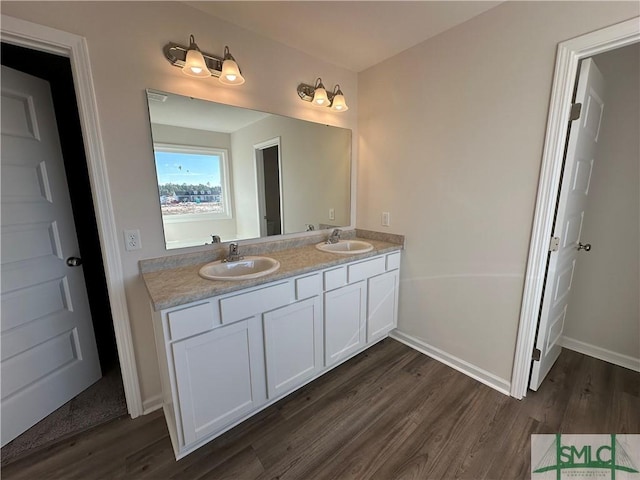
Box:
1;66;101;446
529;59;605;390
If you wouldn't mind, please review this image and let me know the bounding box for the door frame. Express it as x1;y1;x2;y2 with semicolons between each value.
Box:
1;15;143;416
253;137;284;237
510;17;639;400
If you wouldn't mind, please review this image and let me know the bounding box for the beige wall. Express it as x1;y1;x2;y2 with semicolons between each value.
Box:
1;2;358;407
357;1;639;383
563;44;640;360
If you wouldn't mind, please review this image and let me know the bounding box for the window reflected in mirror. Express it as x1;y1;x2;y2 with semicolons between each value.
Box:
154;144;231;218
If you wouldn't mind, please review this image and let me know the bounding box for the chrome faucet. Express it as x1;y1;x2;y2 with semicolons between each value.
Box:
210;235;221;244
327;229;342;244
223;242;243;262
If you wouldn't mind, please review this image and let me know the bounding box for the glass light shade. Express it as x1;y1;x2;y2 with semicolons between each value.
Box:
330;93;349;112
219;58;245;85
182;48;210;78
312;86;330;106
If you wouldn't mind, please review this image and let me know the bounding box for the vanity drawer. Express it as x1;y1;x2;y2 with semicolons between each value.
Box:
167;301;219;341
324;267;346;291
220;282;291;324
296;273;321;300
386;252;401;271
348;257;386;283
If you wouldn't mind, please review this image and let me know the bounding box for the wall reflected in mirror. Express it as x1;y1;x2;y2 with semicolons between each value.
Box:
146;89;352;249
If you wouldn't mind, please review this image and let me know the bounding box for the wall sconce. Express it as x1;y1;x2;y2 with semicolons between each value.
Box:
164;35;245;85
297;78;349;112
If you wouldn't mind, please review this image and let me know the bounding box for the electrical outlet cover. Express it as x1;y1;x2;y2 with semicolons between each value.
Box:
124;229;141;251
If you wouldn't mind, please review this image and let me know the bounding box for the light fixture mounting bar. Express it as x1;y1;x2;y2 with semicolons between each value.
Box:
163;43;224;78
297;83;336;103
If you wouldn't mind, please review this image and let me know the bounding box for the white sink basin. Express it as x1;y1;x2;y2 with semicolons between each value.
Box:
199;256;280;281
315;240;374;254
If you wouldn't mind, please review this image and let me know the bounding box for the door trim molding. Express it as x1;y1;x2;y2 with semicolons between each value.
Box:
1;15;143;417
510;17;639;400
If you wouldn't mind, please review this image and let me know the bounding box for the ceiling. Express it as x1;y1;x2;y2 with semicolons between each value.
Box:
147;90;270;132
186;1;503;72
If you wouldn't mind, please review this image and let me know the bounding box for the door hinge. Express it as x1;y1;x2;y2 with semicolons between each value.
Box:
549;236;560;252
570;103;582;121
532;348;542;362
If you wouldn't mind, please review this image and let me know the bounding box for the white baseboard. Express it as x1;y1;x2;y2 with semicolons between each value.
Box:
142;394;163;415
389;330;511;396
560;336;640;372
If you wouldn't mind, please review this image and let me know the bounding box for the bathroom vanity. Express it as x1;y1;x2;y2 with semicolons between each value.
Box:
141;233;402;459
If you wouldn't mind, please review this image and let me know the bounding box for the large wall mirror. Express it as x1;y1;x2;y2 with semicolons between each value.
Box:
145;89;352;249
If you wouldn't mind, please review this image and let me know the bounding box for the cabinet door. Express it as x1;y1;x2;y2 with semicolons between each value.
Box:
367;270;399;343
263;297;322;398
324;281;366;367
172;317;265;446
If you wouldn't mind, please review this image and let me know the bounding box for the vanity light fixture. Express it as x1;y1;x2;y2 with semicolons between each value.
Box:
297;78;349;112
164;35;245;85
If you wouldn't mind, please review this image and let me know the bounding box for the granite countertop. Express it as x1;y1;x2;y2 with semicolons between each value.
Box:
141;231;403;311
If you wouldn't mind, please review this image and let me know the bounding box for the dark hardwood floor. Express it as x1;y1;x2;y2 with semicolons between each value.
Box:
2;338;638;479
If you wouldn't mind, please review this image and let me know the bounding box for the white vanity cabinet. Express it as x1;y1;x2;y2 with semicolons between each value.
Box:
152;250;401;459
367;269;399;343
324;280;366;366
172;316;266;446
263;296;323;398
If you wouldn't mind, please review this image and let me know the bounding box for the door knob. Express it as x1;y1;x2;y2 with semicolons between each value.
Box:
66;257;83;267
577;242;591;252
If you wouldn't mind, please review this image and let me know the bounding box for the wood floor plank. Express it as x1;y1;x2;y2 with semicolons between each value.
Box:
1;411;162;480
194;446;264;480
560;354;616;433
1;342;638;480
310;355;449;480
164;407;286;480
290;352;442;480
483;414;544;479
275;338;408;421
252;347;419;477
448;393;522;479
408;387;507;479
367;373;485;479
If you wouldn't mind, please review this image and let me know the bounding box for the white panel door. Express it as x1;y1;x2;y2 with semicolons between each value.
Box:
367;270;399;343
324;281;366;367
530;59;605;390
263;296;322;398
172;317;266;446
1;66;101;445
